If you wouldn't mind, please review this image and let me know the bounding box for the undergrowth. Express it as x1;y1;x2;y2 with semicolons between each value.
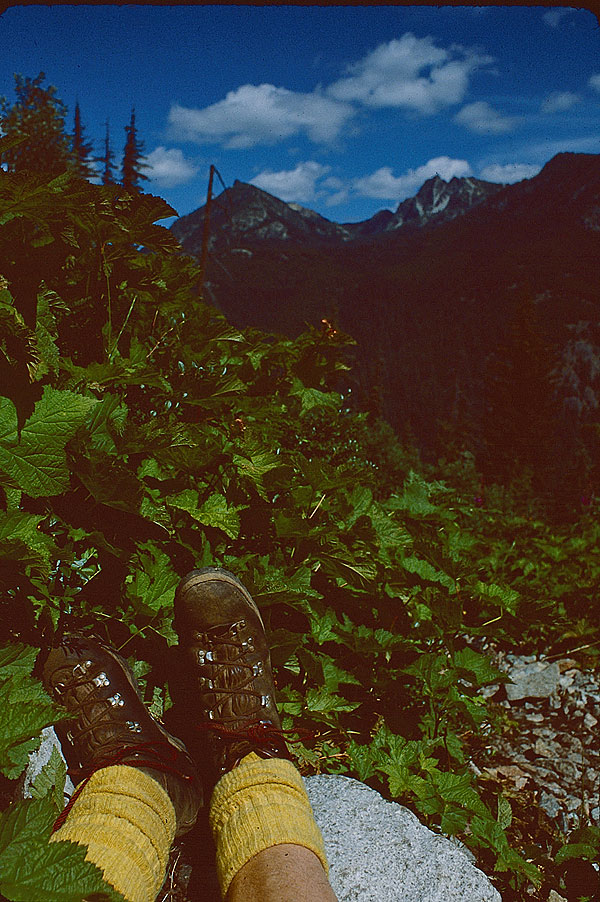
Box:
0;151;599;899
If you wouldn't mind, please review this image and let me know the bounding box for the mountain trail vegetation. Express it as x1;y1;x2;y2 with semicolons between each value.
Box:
0;83;599;902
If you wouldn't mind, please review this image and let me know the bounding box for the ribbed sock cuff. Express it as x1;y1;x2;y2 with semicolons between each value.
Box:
50;765;176;902
209;752;328;897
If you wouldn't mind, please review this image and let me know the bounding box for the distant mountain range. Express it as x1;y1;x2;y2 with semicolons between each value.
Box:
171;170;505;251
170;153;600;463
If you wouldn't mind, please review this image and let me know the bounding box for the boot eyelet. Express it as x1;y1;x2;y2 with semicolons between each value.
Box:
108;693;124;707
93;672;110;687
55;681;66;695
73;660;93;677
261;694;271;707
252;663;263;676
126;720;142;733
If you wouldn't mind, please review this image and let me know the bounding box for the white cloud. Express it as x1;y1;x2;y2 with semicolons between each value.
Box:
166;34;494;151
250;161;330;202
145;146;199;186
352;156;472;200
454;101;518;134
542;8;571;28
541;91;581;113
479;162;542;183
168;85;354;149
589;74;600;93
327;34;492;115
325;189;350;207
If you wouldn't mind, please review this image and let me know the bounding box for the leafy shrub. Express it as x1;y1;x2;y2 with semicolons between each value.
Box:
2;154;597;898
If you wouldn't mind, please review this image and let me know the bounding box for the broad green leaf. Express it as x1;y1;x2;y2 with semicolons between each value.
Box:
125;542;179;615
453;647;506;686
0;644;38;678
441;806;469;835
233;449;281;499
554;842;600;864
85;394;128;454
431;771;488;816
379;761;430;800
0;397;18;445
347;485;372;527
309;608;339;645
0;511;54;575
320;547;377;585
346;741;377;781
0;646;64;779
497;794;512;830
305;686;360;714
387;472;437;517
30;745;67;810
252;565;320;608
290;382;340;415
370;508;411;550
321;657;360;691
0;388;97;497
0;796;124;901
401;555;456;591
192;493;244;540
472;580;519;615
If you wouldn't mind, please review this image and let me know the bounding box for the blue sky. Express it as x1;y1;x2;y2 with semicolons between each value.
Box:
1;4;599;223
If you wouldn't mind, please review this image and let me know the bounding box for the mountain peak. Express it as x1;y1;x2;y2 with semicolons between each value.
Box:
389;174;504;230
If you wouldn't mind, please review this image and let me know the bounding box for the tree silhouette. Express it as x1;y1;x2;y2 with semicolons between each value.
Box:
72;101;95;179
97;120;116;185
121;108;148;191
0;72;74;175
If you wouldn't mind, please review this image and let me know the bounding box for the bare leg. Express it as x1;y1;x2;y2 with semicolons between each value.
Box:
227;843;338;902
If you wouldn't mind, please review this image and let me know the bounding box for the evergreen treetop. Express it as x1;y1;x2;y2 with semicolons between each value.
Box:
72;101;95;179
121;107;148;191
98;119;116;185
0;72;74;176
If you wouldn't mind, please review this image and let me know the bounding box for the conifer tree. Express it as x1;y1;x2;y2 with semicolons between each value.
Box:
0;72;74;175
97;120;116;185
72;101;95;178
121;108;148;191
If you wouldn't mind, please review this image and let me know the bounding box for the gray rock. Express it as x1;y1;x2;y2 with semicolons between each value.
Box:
505;662;560;701
539;790;561;819
305;775;501;902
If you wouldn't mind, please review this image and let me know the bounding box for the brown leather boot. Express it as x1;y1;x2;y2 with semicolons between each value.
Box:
41;634;202;835
173;568;292;786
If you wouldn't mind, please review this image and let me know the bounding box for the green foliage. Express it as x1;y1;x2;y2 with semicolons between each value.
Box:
0;645;64;780
0;162;596;900
0;796;124;901
0;73;75;176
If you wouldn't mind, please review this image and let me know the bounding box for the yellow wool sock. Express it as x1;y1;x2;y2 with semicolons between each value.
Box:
50;765;175;902
209;752;328;898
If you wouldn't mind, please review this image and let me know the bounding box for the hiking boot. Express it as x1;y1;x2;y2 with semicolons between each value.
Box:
41;634;202;835
173;567;291;784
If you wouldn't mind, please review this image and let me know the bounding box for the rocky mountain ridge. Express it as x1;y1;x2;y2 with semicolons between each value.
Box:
171;170;505;252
